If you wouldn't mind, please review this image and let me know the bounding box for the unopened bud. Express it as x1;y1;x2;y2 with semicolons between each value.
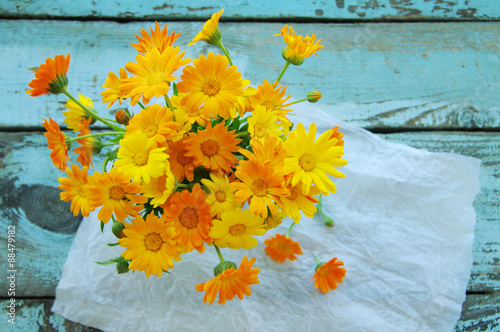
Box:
112;219;126;239
323;216;334;227
307;91;322;103
115;109;130;125
116;261;129;274
213;261;237;277
90;136;104;154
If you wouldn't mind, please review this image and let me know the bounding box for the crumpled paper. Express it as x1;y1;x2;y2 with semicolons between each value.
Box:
52;104;481;332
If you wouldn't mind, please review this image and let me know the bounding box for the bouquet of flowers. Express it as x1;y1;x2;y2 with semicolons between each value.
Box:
27;9;347;305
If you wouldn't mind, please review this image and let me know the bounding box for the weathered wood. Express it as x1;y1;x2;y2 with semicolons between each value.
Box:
455;292;500;331
4;20;500;131
1;0;499;21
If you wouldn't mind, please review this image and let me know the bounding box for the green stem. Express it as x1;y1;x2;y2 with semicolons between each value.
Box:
289;97;308;105
102;156;110;173
214;245;225;263
275;61;291;84
236;131;250;137
286;222;296;238
315;255;321;265
102;142;117;147
164;94;174;112
218;41;234;67
316;193;326;218
71;131;122;142
138;101;146;110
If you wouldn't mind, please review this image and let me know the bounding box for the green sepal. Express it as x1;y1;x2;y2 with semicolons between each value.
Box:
96;256;126;265
100;220;105;233
106;147;120;160
116;261;130;274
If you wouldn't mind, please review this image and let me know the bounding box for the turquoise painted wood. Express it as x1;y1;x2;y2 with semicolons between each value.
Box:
3;20;500;131
1;0;500;21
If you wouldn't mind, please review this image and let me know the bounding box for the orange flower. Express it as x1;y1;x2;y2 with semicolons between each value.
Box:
264;234;303;263
74;119;101;168
167;137;195;182
86;168;148;223
131;21;181;54
58;164;95;217
27;54;70;96
42;117;70;171
195;256;260;305
312;257;346;293
275;25;323;66
101;68;128;108
239;135;288;170
188;9;224;46
162;184;212;253
280;180;320;222
329;126;344;148
185;122;241;173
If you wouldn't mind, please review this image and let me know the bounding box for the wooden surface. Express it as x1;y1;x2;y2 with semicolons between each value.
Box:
0;2;499;331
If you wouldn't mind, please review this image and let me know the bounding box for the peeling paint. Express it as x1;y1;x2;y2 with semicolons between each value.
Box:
153;2;173;10
335;0;345;9
457;7;477;18
186;6;215;12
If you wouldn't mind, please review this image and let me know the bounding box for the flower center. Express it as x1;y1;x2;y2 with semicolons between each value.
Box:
253;123;264;138
109;185;125;200
215;191;226;202
144;232;163;252
262;101;275;110
202;79;221;97
251;179;268;197
229;223;246;236
177;149;194;165
200;139;219;157
147;72;165;86
134;151;149;166
179;207;199;229
76;184;86;197
318;265;332;277
145;125;158;138
277;240;292;251
288;186;300;200
298;153;315;172
157;174;167;191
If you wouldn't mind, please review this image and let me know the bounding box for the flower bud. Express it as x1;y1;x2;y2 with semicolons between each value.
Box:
323;216;334;227
62;132;72;150
115;109;130;125
90;136;104;154
307;91;322;103
112;219;126;239
116;261;129;274
213;261;237;277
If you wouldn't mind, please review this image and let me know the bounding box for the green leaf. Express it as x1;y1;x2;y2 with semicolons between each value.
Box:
95;256;126;265
107;243;120;247
173;82;178;96
106;147;119;160
109;135;124;144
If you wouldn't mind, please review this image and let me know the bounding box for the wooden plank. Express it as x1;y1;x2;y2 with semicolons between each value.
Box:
4;20;500;131
1;0;499;21
456;293;500;331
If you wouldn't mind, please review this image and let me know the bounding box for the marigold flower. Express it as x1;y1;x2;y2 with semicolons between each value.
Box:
171;93;208;127
265;234;303;263
201;173;240;218
27;54;70;96
239;135;288;171
101;68;128;108
58;164;95;217
74;119;102;167
86;168;148;223
247;105;282;140
188;9;224;46
42;117;70;171
119;213;183;277
263;209;287;230
63;94;95;132
275;25;323;66
195;256;260;305
210;208;266;249
141;162;176;208
167;137;195;183
312;257;346;293
281;181;320;222
131;21;181;54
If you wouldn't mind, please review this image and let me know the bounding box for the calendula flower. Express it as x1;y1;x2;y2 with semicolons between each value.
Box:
114;130;169;184
167;137;195;183
171;93;208;127
195;256;260;305
58;164;94;217
263;209;287;230
280;181;320;222
185;122;241;173
131;21;181;54
247;105;282;140
141;162;176;208
265;234;303;263
86;167;148;223
101;68;128;108
177;52;246;119
201;173;240;218
230;160;289;219
275;25;323;66
119;213;183;277
74;119;102;167
27;54;70;96
210;208;266;249
312;257;346;293
121;46;190;106
188;9;224;46
283;123;347;195
239;135;288;171
329;126;344;147
42;117;70;171
162;184;212;253
63;94;95;132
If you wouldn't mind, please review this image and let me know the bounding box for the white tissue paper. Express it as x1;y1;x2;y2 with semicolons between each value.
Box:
52;104;481;332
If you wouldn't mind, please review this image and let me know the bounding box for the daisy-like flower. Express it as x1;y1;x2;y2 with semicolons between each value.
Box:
131;21;181;54
171;93;208;127
210;208;265;249
141;162;176;208
121;46;190;106
185;122;241;173
263;209;287;230
239;135;288;171
119;213;183;277
27;54;70;96
283;123;347;195
167;137;195;182
280;181;320;222
312;257;346;293
162;184;212;253
247;105;282;140
188;9;224;46
58;164;94;217
42;117;70;171
329;126;344;147
264;234;303;263
195;256;260;305
101;68;128;108
74;119;102;167
64;94;95;132
201;173;240;218
176;52;246;119
248;80;293;131
114;130;169;184
230;160;289;219
86;167;148;223
274;25;323;66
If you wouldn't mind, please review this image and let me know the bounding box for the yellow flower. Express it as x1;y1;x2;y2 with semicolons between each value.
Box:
141;162;176;208
247;105;282;140
239;135;288;171
101;68;128;108
171;93;208;127
188;9;224;46
74;118;101;168
312;257;346;293
119;213;183;277
114;130;169;184
58;164;95;217
280;180;320;222
210;208;266;249
283;123;347;195
201;173;240;218
264;234;303;263
131;21;181;54
121;46;190;106
275;25;323;66
263;209;287;230
27;54;70;96
64;94;94;132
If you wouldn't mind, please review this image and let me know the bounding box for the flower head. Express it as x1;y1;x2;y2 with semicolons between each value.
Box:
247;105;282;140
264;234;303;263
101;68;128;108
188;9;224;46
141;162;176;208
131;21;181;54
329;126;344;148
275;25;323;66
195;256;260;305
280;181;320;222
167;137;195;183
74;119;102;167
58;164;95;217
312;257;346;293
201;173;240;218
64;94;95;132
42;117;70;171
27;54;70;96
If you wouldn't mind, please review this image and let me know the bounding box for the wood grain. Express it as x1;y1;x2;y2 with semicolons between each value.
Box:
5;20;500;131
1;0;499;21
